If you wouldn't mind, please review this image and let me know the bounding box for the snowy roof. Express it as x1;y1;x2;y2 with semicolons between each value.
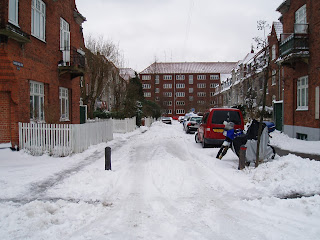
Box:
120;68;136;81
140;62;238;75
273;22;283;41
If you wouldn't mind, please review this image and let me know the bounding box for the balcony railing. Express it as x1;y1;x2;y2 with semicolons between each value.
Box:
58;47;85;78
279;24;309;58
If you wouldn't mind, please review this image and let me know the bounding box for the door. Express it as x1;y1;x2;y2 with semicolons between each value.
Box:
273;102;283;131
60;18;70;65
80;106;86;124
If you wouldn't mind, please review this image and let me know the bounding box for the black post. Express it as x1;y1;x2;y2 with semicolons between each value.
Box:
105;147;111;170
238;145;247;170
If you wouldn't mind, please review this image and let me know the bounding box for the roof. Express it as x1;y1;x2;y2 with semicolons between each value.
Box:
140;62;238;75
273;22;283;41
120;68;136;81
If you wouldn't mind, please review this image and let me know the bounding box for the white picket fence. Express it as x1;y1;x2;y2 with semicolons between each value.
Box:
144;117;157;127
19;117;156;156
113;117;137;133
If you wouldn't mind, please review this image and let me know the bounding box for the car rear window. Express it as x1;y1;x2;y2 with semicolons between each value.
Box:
211;110;242;125
191;117;202;123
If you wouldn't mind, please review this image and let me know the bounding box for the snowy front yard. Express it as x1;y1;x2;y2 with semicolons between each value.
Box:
0;121;320;239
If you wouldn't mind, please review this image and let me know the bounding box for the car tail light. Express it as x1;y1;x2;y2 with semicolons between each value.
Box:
206;128;211;132
187;122;191;126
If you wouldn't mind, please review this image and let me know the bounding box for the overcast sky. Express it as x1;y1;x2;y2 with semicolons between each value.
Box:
76;0;284;72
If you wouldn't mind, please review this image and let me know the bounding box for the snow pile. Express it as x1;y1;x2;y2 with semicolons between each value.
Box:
270;130;320;155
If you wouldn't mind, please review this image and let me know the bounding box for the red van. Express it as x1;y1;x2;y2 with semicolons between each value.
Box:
196;108;244;147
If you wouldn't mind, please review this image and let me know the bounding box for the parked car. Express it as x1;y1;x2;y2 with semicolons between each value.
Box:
182;113;197;128
172;116;179;120
184;116;203;133
196;108;244;148
161;117;172;124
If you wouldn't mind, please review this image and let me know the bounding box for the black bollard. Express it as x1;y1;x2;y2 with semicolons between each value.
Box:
238;145;247;170
105;147;111;170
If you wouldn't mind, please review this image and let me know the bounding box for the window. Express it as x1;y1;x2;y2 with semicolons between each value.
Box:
32;0;46;41
176;83;185;89
197;92;206;97
176;101;185;106
163;101;172;106
272;70;277;85
144;92;151;97
189;88;193;93
197;83;206;88
197;100;205;105
272;45;276;60
59;87;69;121
210;75;219;80
155;75;159;84
210;92;215;97
155;88;160;93
295;4;307;24
163;75;172;80
9;0;19;26
189;96;193;101
296;133;307;140
210;100;215;105
155;97;160;101
163;92;172;97
163;84;172;89
60;18;70;63
210;83;218;88
142;75;151;80
142;84;151;89
30;81;44;121
176;92;185;97
176;75;185;80
176;109;185;114
297;76;308;110
197;75;206;80
189;75;193;84
166;109;172;114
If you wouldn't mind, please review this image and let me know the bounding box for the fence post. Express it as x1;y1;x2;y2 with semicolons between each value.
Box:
238;145;247;170
105;147;111;170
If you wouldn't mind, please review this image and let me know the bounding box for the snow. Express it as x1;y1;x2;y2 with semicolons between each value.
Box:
0;122;320;239
270;130;320;155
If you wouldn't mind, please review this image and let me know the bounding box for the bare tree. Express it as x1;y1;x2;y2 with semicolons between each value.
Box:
81;36;124;118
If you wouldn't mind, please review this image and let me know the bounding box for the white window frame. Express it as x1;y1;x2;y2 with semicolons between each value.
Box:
272;45;276;60
155;75;159;84
164;101;172;106
197;75;206;80
59;87;69;121
197;92;206;97
163;92;172;97
9;0;19;26
295;4;307;24
142;84;151;89
189;75;193;84
210;83;218;88
163;84;172;89
197;100;205;105
197;83;206;88
155;97;160;101
31;0;46;41
142;75;151;80
210;92;215;97
176;109;185;114
163;75;172;80
272;70;277;85
189;88;193;93
176;75;185;80
176;101;185;106
60;18;70;64
176;92;185;97
176;83;185;89
166;109;172;114
155;88;160;93
189;96;194;101
297;76;308;110
30;81;44;121
210;75;219;80
144;92;151;97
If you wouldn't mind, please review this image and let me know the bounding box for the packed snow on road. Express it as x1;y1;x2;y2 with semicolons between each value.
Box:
1;121;320;240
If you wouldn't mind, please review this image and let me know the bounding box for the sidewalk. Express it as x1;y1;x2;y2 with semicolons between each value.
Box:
273;146;320;161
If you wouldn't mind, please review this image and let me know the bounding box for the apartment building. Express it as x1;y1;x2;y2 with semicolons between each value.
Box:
139;62;237;116
277;0;320;140
0;0;86;146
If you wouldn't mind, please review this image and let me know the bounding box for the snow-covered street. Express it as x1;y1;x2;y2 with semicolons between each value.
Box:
1;121;320;240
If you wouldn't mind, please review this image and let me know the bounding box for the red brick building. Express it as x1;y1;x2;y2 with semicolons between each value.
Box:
0;0;86;146
277;0;320;140
139;62;237;116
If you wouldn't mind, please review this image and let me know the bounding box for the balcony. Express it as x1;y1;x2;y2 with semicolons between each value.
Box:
58;47;85;79
279;24;309;66
0;23;30;43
